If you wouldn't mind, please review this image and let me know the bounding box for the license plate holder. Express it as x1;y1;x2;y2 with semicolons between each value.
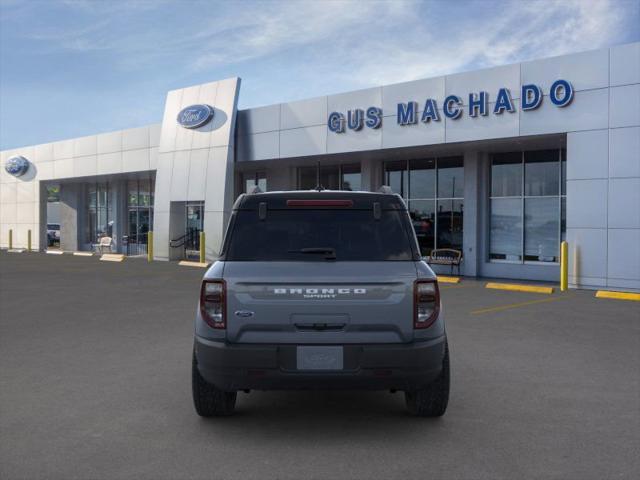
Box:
296;346;344;371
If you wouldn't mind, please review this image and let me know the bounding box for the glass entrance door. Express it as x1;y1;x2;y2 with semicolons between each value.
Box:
185;202;204;260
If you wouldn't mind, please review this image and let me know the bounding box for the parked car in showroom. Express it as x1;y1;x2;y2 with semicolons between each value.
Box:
47;223;60;246
192;189;449;417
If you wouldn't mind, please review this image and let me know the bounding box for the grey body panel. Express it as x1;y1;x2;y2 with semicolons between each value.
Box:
221;261;420;344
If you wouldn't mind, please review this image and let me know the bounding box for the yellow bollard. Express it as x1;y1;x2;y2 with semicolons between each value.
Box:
8;229;12;250
560;241;568;292
28;229;32;252
199;231;205;264
147;231;153;262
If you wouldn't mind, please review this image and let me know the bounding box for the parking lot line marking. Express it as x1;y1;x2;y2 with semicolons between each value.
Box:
471;296;567;315
73;251;94;257
595;290;640;302
437;276;460;284
178;260;209;268
45;250;64;255
485;282;554;294
100;254;125;262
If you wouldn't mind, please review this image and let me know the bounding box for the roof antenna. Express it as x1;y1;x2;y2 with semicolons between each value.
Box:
315;161;324;191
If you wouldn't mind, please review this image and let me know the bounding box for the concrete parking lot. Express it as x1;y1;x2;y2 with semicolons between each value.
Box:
0;251;638;480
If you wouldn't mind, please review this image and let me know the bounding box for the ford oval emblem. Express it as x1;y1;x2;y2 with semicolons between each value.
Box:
176;104;214;129
5;156;30;177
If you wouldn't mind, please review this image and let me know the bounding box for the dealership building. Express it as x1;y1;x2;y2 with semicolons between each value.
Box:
1;42;639;291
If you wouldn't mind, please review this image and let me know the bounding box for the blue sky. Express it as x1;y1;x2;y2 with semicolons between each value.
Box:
1;0;639;149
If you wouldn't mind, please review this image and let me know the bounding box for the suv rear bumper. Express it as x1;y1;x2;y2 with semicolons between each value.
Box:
194;335;446;391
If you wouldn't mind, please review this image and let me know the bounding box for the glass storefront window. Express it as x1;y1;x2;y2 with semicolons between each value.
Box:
437;199;464;250
341;164;361;191
86;182;113;243
297;164;361;191
409;159;435;199
524;150;559;196
524;197;559;262
385;156;464;256
437;157;464;198
408;200;436;256
385;160;408;199
490;198;523;261
491;152;522;197
125;177;155;255
489;149;566;263
243;172;267;193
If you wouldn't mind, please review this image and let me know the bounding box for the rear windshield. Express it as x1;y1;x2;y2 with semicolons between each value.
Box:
224;209;416;261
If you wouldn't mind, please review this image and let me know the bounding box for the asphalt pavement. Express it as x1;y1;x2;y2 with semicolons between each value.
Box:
0;251;638;480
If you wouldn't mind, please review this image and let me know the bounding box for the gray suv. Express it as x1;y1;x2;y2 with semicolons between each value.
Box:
192;190;449;417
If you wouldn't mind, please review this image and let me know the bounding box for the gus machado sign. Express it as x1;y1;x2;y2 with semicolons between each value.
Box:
327;79;573;133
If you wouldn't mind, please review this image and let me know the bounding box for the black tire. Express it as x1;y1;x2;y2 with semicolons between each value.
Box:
405;341;450;417
192;351;237;417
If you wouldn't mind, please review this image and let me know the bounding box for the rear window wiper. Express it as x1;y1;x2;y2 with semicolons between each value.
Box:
287;247;337;260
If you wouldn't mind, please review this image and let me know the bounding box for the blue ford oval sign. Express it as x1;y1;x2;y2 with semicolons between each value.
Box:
5;156;29;177
176;104;214;129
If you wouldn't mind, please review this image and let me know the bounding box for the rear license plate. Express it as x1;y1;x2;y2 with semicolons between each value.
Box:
296;346;343;371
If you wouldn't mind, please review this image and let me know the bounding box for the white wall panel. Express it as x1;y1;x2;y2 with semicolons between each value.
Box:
96;152;122;175
209;78;239;147
566;179;607;228
239;104;280;134
280;126;327;158
174;85;200;151
122;148;150;173
328;88;381;115
73;155;97;178
97;131;122;154
237;131;279;162
35;162;54;181
158;89;183;153
149;147;159;170
34;143;54;163
53;139;74;160
74;135;97;157
446;104;519;142
16;181;35;203
446;64;521;101
520;88;609;136
608;229;640;280
187;148;208;201
327;123;381;154
521;48;609;92
16;202;35;224
170;150;189;201
609;84;640;128
0;183;16;203
122;126;150;151
383;77;446;113
608;178;640;228
149;124;161;147
281;97;327;130
566;129;609;180
609;127;640;178
53;158;74;178
610;43;640;86
382;118;445;149
567;228;607;278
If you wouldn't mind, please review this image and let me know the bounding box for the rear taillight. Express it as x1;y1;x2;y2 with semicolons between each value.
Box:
200;279;226;329
414;279;440;329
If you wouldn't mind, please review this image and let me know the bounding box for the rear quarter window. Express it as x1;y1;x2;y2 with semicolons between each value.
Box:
224;209;417;261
